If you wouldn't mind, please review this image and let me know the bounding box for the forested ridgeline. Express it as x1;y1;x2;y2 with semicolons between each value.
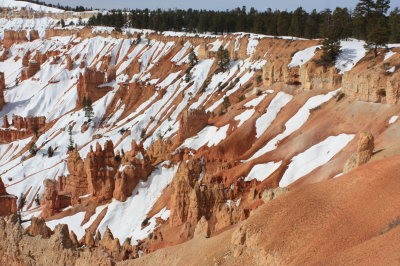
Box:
86;0;400;44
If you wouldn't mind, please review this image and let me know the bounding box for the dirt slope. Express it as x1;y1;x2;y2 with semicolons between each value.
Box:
122;155;400;266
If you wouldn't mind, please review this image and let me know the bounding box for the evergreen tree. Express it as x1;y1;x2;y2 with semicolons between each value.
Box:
375;0;391;15
389;8;400;43
29;143;38;155
67;125;74;152
82;97;94;122
304;10;320;39
366;18;390;57
216;46;230;71
60;19;65;28
289;7;307;37
188;49;198;67
47;146;54;158
317;37;341;67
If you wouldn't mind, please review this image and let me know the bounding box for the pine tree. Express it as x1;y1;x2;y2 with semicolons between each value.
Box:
389;8;400;43
355;0;375;16
67;125;74;152
304;10;320;39
60;19;65;28
83;98;94;122
29;143;38;155
375;0;391;15
317;37;341;67
366;18;390;57
216;46;230;71
188;49;198;67
47;146;54;158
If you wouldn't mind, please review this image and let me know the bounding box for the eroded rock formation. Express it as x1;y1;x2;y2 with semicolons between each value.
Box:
0;115;46;144
0;178;16;217
343;132;374;173
77;67;112;104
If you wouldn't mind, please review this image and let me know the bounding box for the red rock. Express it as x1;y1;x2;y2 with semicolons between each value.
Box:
0;178;17;217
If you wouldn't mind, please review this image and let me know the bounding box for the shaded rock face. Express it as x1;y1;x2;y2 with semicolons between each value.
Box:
77;67;112;105
41;179;71;218
3;30;39;48
0;178;17;217
0;115;46;144
342;53;400;104
177;108;209;143
343;132;374;173
114;141;153;202
169;160;246;238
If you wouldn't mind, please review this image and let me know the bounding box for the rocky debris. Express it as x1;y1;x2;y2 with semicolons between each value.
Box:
177;108;209;143
343;132;374;173
0;178;17;216
231;224;248;257
261;187;289;203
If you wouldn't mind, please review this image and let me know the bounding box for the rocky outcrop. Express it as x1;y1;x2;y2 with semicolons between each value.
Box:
177;108;209;143
41;179;71;218
77;67;112;105
85;141;119;202
0;115;46;144
343;132;374;173
342;54;400;104
0;72;5;110
114;141;153;202
26;217;53;238
0;178;16;217
3;30;39;48
261;187;289;203
65;54;73;70
0;216;117;265
169;160;246;238
45;140;153;212
21;59;41;80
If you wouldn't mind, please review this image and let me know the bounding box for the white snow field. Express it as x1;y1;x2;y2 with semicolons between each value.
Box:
250;89;340;160
244;161;282;182
288;45;319;68
279;134;355;187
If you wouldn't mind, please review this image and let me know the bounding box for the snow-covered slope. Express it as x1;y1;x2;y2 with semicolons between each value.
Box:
0;13;398;254
0;0;64;13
